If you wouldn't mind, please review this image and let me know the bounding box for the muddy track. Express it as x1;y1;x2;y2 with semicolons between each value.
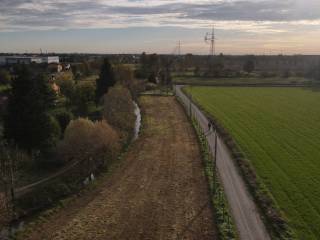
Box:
20;96;217;240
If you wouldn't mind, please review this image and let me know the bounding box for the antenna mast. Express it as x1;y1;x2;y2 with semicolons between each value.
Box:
205;26;216;56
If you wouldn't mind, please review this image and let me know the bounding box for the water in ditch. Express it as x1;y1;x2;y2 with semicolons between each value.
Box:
133;101;141;141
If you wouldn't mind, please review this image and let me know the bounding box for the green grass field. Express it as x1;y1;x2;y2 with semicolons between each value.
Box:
185;86;320;239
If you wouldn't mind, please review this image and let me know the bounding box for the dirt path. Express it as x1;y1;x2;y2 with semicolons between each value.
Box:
20;96;217;240
176;85;270;240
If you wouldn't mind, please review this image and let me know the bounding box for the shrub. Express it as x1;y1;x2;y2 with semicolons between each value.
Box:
71;82;95;116
260;71;277;78
54;110;74;137
102;85;135;143
0;69;11;85
58;118;120;168
47;115;61;144
55;78;75;100
113;64;134;86
92;121;121;161
38;115;61;160
128;80;146;101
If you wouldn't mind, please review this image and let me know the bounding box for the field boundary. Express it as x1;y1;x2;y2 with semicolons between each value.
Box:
180;86;293;240
173;82;312;87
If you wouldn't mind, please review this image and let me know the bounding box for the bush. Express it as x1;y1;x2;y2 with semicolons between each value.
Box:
128;80;146;101
103;86;135;143
71;82;95;116
55;78;75;100
54;110;74;137
39;115;61;159
113;64;134;86
0;69;11;85
260;71;277;78
58;118;120;168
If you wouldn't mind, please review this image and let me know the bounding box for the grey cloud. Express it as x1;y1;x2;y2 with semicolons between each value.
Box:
108;1;320;21
0;0;320;31
182;1;320;21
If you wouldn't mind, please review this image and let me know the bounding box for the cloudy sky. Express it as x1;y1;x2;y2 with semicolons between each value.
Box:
0;0;320;54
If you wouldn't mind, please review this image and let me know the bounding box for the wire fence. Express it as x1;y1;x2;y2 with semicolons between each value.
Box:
0;154;106;231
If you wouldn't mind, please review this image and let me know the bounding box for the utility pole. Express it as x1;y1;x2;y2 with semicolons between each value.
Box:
189;94;192;117
205;26;216;57
214;129;218;168
213;128;218;192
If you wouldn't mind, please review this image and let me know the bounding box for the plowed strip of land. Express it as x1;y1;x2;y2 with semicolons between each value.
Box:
20;96;217;240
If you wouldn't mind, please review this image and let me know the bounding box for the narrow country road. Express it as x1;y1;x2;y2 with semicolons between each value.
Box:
20;96;217;240
175;85;270;240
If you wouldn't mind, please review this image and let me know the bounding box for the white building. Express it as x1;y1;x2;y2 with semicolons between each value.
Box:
42;56;60;64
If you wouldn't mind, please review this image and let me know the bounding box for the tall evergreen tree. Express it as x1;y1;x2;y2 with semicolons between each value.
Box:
4;65;59;152
95;58;116;104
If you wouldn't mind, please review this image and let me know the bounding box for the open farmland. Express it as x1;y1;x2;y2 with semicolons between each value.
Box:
185;86;320;239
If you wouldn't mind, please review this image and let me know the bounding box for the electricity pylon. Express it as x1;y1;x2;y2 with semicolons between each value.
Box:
205;26;216;56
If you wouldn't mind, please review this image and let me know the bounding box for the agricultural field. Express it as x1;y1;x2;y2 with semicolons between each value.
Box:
185;86;320;239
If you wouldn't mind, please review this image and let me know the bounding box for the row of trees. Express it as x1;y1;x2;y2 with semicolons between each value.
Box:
58;85;136;164
135;52;173;88
2;57;138;167
0;57;141;229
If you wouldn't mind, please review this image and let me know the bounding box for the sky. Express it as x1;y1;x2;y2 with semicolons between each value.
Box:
0;0;320;54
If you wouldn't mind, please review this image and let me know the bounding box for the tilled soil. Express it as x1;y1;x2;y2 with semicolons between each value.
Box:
20;96;217;240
